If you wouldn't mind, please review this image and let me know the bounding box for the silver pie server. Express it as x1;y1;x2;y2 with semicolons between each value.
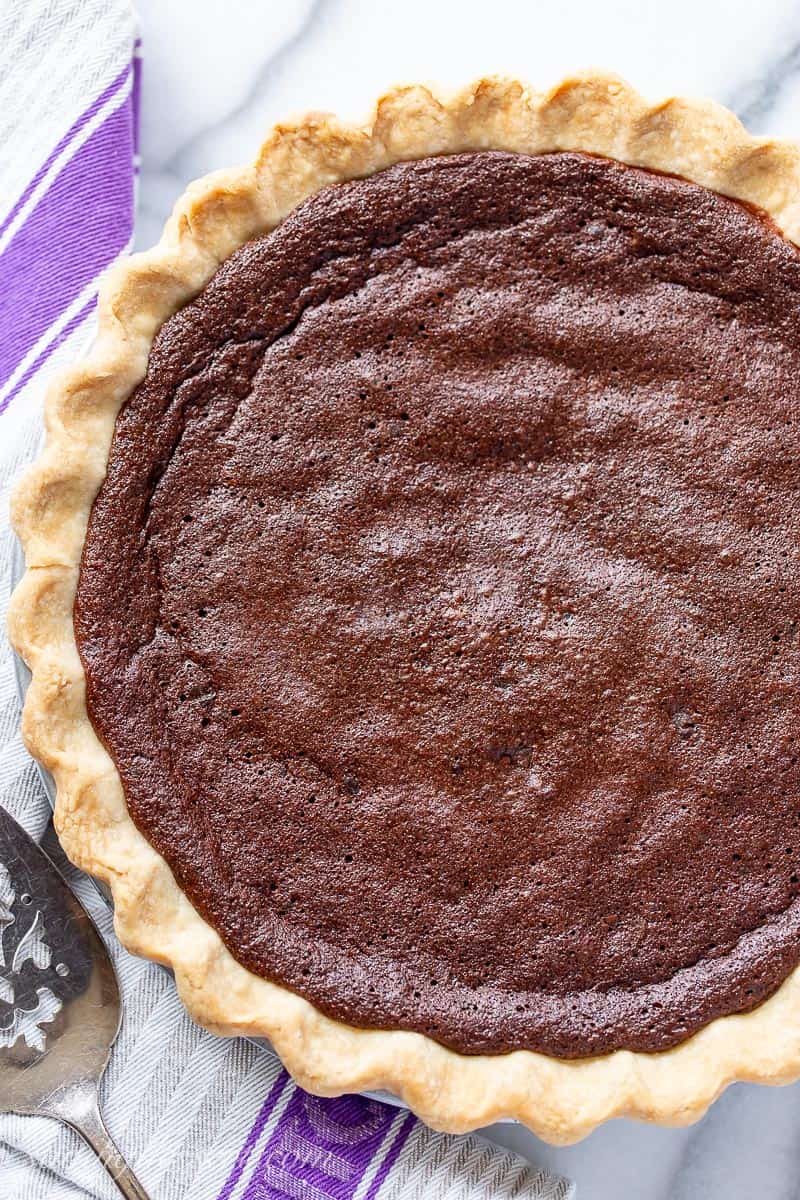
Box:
0;804;150;1199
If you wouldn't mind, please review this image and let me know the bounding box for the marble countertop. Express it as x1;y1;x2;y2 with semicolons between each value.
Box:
132;2;800;1196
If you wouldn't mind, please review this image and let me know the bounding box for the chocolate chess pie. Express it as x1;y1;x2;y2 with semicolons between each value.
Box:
12;74;800;1142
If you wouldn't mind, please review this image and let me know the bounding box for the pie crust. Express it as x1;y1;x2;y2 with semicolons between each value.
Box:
10;72;800;1144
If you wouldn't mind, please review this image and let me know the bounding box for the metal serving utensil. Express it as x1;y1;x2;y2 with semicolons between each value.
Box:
0;804;150;1199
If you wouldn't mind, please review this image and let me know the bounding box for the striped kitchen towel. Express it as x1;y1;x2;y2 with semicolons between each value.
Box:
0;2;574;1198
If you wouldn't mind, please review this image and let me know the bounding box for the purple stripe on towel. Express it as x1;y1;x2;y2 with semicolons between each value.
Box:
0;292;97;417
0;96;134;391
132;47;142;157
242;1089;396;1200
216;1082;406;1200
215;1069;290;1200
363;1112;416;1200
0;61;131;242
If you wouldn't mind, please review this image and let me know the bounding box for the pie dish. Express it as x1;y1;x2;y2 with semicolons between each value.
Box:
10;72;800;1144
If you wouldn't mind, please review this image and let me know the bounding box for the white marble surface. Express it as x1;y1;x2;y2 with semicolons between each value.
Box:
133;2;800;1196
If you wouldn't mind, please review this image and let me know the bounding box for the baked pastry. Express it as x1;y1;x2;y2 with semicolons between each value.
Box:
11;73;800;1143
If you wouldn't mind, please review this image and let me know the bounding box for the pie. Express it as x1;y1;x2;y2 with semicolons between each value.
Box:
11;73;800;1144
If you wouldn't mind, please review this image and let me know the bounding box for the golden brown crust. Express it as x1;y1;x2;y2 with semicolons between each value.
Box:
10;72;800;1144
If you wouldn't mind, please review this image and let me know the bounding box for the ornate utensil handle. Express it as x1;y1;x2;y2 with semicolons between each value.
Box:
68;1099;151;1200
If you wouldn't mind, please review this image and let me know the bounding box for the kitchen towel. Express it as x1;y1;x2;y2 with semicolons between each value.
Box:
0;2;574;1197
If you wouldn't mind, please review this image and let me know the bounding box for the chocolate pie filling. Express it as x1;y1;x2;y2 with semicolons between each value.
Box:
75;151;800;1057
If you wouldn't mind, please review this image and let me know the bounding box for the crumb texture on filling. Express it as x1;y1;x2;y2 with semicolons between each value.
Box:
76;151;800;1057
